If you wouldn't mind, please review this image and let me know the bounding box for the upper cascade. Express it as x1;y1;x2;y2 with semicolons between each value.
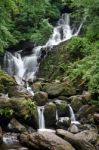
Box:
4;13;83;85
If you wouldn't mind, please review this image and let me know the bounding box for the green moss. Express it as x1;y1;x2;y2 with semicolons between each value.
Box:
0;107;14;118
0;70;16;93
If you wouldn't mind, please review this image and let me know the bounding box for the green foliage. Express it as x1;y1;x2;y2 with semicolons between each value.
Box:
24;99;36;119
0;107;14;118
66;37;90;59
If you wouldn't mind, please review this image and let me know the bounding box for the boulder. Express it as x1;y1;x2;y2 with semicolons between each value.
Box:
77;105;96;120
57;117;71;129
43;81;76;97
70;95;83;112
8;85;33;99
94;113;99;125
57;129;96;150
32;82;42;92
44;102;56;128
8;118;26;133
68;124;79;133
33;91;48;106
0;97;38;128
54;100;70;117
81;91;92;104
0;71;16;93
75;130;98;144
20;132;75;150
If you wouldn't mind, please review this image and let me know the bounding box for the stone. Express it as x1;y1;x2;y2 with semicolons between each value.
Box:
69;124;79;133
94;113;99;125
8;118;26;133
70;95;83;112
20;132;75;150
43;81;76;97
0;97;38;128
54;100;70;117
81;91;92;104
0;71;16;93
77;105;96;120
32;82;42;92
57;129;96;150
33;91;48;106
8;85;33;99
44;102;56;128
75;130;98;144
57;117;71;129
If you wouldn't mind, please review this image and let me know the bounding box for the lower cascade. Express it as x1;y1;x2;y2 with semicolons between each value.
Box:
37;106;45;129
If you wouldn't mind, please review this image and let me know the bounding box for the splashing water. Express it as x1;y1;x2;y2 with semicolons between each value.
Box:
4;13;83;84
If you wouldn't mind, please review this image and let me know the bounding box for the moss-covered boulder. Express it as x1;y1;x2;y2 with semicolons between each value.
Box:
0;97;38;128
43;81;76;97
57;117;71;129
44;102;57;128
33;91;48;106
0;70;16;93
54;100;69;117
32;82;42;92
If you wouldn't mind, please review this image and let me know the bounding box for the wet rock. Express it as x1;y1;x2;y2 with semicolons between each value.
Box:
75;129;98;144
43;81;76;97
17;147;29;150
44;102;56;128
20;132;75;150
54;100;69;117
8;118;26;133
33;91;48;106
57;117;71;129
0;97;38;128
57;129;96;150
0;71;16;93
32;82;42;92
77;105;96;120
8;85;33;99
81;91;92;104
69;124;79;133
94;113;99;125
70;95;83;112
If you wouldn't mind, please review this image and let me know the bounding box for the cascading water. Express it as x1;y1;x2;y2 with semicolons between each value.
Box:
37;106;45;129
4;13;83;85
68;104;76;122
68;104;80;125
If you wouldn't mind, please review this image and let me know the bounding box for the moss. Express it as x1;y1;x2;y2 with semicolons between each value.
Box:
0;70;16;93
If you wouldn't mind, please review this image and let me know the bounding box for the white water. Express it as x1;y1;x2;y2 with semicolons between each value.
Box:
4;13;83;85
68;104;80;125
37;106;45;129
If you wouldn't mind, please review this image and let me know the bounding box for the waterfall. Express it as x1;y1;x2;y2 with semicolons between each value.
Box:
37;106;45;129
68;104;76;122
68;104;80;125
4;13;83;84
56;110;59;121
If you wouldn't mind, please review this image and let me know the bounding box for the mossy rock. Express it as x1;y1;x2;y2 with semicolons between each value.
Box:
0;70;16;93
44;102;57;128
43;81;76;97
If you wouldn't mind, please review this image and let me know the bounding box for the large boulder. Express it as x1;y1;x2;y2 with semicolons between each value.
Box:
70;95;83;112
20;131;75;150
0;71;16;93
8;118;26;133
57;129;96;150
43;81;76;97
77;105;96;120
57;117;71;129
8;85;33;99
54;100;70;117
0;97;38;128
75;130;98;144
94;113;99;125
33;91;48;106
32;82;42;92
44;102;56;128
